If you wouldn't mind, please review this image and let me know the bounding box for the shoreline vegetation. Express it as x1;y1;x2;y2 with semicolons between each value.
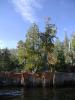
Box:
1;18;75;88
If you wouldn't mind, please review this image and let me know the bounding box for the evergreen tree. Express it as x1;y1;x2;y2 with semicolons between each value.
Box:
63;32;70;63
17;40;26;71
40;18;57;71
25;23;41;71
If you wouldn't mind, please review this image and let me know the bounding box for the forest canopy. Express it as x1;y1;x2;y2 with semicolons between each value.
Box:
0;18;75;72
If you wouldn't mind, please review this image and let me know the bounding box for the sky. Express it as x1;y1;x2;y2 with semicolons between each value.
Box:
0;0;75;49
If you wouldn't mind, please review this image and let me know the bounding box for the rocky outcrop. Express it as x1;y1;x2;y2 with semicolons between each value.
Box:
0;71;75;87
53;72;75;87
0;72;22;86
23;72;34;87
22;72;53;87
42;72;53;87
32;72;42;87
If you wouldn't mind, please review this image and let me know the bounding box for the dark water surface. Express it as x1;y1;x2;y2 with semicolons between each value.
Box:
0;87;75;100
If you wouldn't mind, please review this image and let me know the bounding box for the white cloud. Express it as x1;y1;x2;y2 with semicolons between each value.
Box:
11;0;43;23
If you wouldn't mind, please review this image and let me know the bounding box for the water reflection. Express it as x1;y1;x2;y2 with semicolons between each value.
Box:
0;87;75;100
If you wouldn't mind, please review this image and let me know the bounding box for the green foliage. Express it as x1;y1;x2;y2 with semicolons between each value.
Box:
72;35;75;51
0;48;19;72
54;39;66;71
25;23;41;71
39;19;57;71
1;18;75;72
63;33;70;63
17;19;57;72
0;48;11;71
17;41;26;64
40;19;56;52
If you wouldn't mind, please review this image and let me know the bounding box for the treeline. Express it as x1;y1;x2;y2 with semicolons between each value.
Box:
0;48;20;72
0;18;75;72
17;19;75;72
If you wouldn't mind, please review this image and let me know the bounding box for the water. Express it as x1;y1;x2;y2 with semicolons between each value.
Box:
0;87;75;100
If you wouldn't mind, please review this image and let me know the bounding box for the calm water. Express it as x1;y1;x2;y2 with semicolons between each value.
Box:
0;87;75;100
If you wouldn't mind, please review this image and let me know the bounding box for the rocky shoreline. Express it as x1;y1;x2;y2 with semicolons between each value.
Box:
0;72;75;87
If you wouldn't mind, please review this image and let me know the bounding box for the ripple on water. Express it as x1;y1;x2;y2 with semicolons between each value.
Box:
0;89;23;96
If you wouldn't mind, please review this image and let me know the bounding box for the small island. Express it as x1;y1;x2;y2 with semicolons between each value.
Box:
0;18;75;88
1;0;75;100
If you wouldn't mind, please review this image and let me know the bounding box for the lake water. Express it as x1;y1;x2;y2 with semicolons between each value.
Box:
0;87;75;100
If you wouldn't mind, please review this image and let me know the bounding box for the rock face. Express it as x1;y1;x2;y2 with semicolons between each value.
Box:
22;72;53;87
32;72;42;87
53;72;75;87
0;72;22;86
0;71;75;87
23;72;34;87
42;72;53;87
